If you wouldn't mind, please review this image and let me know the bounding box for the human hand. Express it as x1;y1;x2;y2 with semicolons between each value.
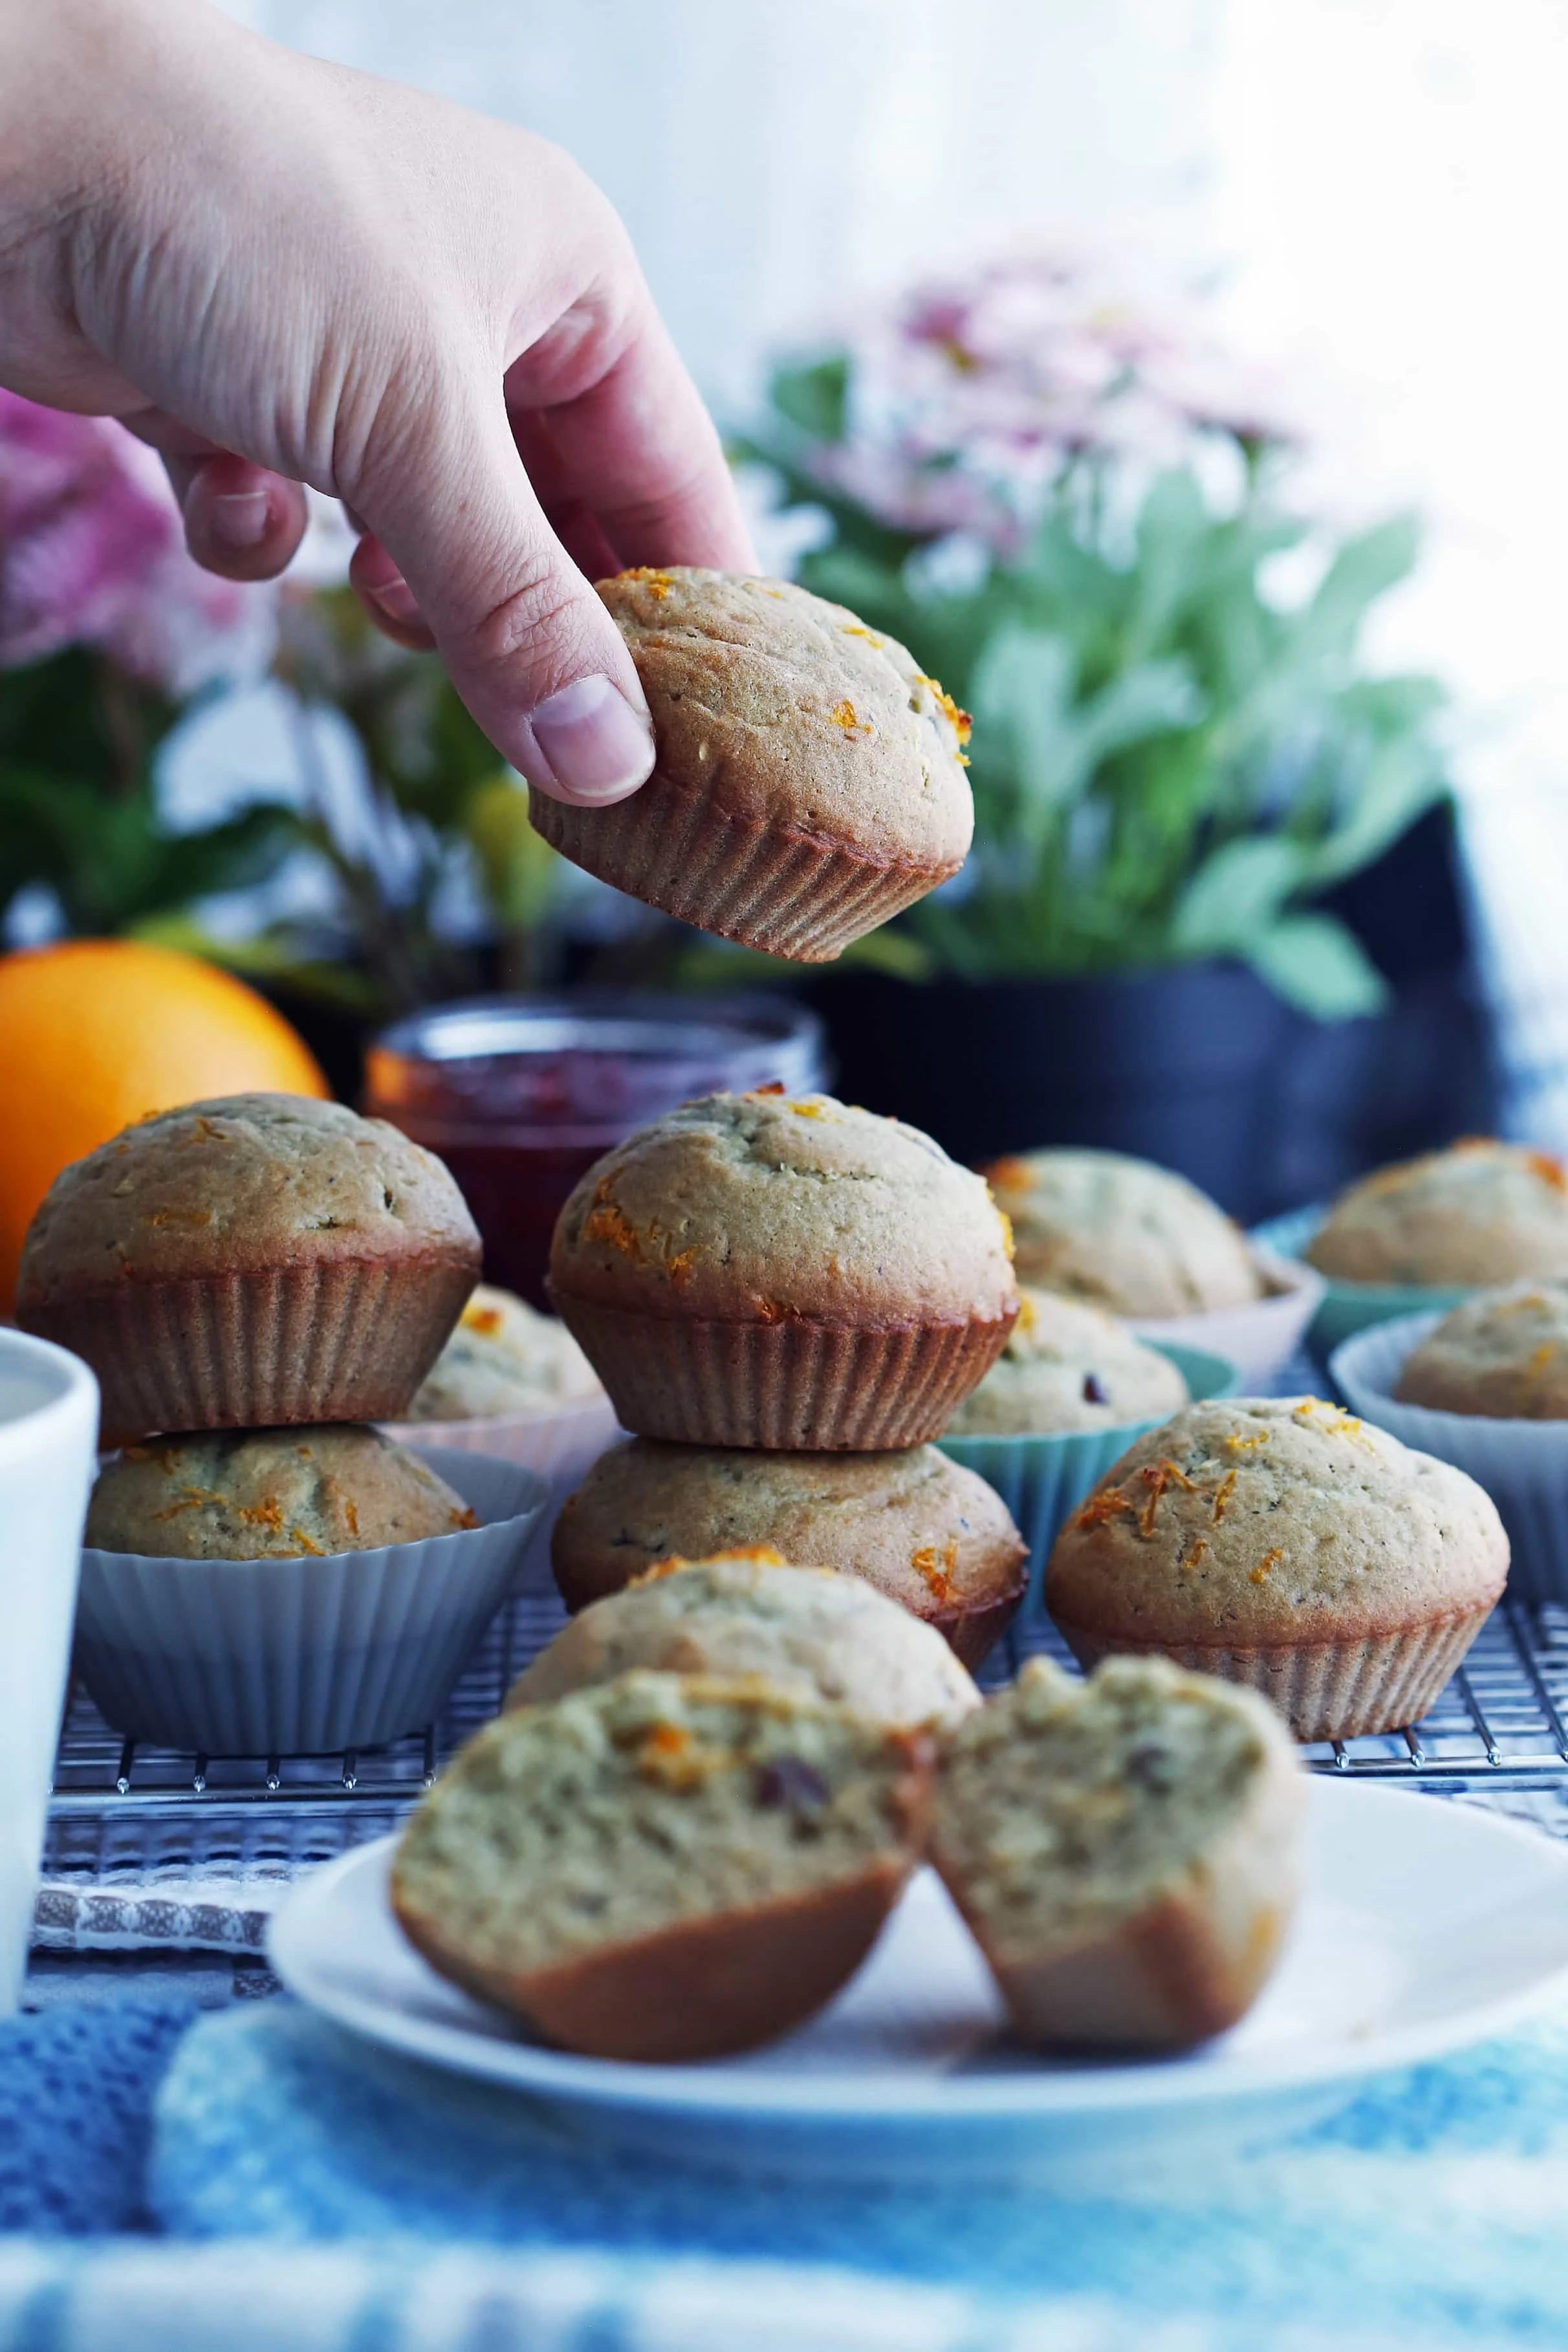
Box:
0;0;755;802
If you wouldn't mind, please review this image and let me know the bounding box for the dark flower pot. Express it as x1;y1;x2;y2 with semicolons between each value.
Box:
809;806;1500;1223
809;962;1293;1221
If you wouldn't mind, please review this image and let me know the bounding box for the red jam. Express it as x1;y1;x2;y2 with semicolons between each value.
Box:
363;996;825;1308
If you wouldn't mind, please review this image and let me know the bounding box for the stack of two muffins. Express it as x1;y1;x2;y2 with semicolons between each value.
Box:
545;1086;1029;1668
17;1096;549;1754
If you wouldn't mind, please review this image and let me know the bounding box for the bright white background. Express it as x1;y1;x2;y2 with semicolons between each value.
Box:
221;0;1568;1129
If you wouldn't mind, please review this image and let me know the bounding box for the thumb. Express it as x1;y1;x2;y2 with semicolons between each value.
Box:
347;379;655;807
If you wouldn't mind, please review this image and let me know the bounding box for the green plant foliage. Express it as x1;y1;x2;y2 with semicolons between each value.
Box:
0;648;298;936
745;370;1450;1021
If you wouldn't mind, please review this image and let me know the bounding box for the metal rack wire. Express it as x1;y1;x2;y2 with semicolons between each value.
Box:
43;1582;1568;1878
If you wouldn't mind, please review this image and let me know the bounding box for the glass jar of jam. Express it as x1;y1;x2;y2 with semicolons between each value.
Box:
364;994;827;1308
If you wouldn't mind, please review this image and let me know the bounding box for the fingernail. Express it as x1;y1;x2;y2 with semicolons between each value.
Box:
529;675;655;803
366;573;423;627
212;490;270;550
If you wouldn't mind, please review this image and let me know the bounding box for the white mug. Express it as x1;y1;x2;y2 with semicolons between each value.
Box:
0;1329;99;2014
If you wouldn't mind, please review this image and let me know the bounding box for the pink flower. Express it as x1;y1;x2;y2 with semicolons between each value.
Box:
0;391;275;690
793;251;1306;550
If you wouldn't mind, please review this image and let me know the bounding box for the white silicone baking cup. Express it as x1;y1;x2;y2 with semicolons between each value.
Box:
380;1393;621;1574
1129;1246;1323;1391
1333;1312;1558;1604
73;1446;548;1756
937;1342;1236;1618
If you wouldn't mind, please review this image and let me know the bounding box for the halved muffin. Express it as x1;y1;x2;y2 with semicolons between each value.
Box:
931;1655;1303;2049
392;1670;933;2061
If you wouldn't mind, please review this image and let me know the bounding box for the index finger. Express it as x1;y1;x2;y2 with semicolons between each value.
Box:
507;298;757;575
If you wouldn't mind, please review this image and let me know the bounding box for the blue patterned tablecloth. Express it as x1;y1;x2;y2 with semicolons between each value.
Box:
3;1977;1568;2350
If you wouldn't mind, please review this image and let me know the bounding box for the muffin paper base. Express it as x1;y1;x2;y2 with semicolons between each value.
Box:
35;1258;477;1446
72;1447;548;1755
552;1298;1014;1450
928;1582;1027;1673
528;779;956;963
1334;1311;1568;1604
1053;1604;1497;1743
1129;1249;1324;1391
939;1342;1236;1617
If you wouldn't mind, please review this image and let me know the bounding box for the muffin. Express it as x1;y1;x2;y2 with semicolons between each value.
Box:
549;1088;1018;1450
983;1149;1262;1317
932;1655;1303;2049
508;1550;979;1726
943;1287;1189;1436
406;1285;602;1422
392;1670;933;2061
74;1439;547;1756
85;1425;476;1558
1307;1139;1568;1287
1045;1396;1508;1739
1395;1280;1568;1419
17;1094;481;1443
528;569;974;963
550;1436;1029;1668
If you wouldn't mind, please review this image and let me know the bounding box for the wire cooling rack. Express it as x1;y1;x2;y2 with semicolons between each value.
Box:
42;1579;1568;1884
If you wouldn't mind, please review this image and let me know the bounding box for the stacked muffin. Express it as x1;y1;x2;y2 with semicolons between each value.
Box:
17;1094;481;1444
545;1087;1030;1665
12;1094;554;1754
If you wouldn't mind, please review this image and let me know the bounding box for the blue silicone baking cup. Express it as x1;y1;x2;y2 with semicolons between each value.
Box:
937;1342;1237;1620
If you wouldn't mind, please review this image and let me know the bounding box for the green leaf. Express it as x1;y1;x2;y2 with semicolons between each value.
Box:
1303;737;1447;888
1303;515;1420;652
769;355;851;444
466;776;561;930
1247;913;1389;1020
1170;836;1307;955
834;924;935;979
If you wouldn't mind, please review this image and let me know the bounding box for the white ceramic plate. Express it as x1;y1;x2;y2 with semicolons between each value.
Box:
270;1780;1568;2185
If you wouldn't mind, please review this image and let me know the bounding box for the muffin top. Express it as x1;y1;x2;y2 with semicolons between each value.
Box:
599;567;973;875
984;1149;1261;1317
1307;1139;1568;1287
551;1435;1027;1624
1397;1279;1568;1419
1045;1395;1508;1647
944;1287;1191;1436
406;1285;602;1422
18;1094;480;1303
550;1088;1018;1327
509;1551;979;1726
85;1424;477;1560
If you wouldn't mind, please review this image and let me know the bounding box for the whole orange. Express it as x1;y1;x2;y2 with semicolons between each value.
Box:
0;939;329;1312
